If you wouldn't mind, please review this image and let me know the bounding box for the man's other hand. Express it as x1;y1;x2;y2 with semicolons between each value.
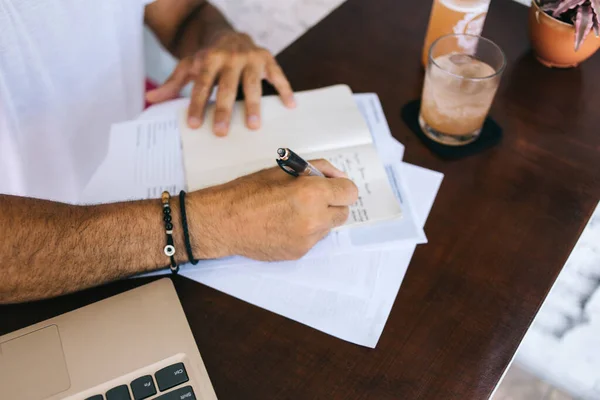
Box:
188;160;358;261
146;32;295;136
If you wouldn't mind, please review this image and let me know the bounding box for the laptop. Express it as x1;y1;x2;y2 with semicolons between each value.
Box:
0;278;218;400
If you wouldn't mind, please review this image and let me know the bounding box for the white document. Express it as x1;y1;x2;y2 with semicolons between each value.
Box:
353;93;404;162
179;85;402;228
80;118;185;204
181;162;443;347
200;251;381;298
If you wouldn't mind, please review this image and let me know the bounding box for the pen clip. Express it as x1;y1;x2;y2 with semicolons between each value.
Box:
276;159;299;177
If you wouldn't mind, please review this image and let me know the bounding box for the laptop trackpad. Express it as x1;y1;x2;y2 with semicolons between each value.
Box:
0;325;70;400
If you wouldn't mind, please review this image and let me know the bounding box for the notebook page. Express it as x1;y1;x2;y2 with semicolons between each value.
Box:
303;144;402;226
180;85;372;191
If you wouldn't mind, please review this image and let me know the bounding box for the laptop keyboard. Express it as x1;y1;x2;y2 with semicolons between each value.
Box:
85;362;195;400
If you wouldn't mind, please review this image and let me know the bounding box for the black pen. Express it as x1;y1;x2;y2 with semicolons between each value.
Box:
276;148;325;177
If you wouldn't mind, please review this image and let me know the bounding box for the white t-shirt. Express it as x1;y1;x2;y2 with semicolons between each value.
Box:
0;0;154;203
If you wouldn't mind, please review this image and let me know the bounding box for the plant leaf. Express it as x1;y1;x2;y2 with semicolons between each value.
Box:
540;0;563;12
553;0;588;17
589;0;600;35
575;4;594;51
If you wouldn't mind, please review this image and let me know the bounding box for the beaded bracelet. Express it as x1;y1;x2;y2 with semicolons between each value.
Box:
161;191;179;274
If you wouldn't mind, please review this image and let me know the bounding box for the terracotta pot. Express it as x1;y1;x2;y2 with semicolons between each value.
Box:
529;0;600;68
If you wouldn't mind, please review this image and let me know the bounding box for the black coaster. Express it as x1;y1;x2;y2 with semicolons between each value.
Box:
401;100;502;160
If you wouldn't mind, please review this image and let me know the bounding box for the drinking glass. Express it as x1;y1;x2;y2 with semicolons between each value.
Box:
419;33;506;146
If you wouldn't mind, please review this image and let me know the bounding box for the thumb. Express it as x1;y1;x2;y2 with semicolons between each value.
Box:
146;60;192;104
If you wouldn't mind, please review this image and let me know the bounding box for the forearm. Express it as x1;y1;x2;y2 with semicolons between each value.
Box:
0;162;357;303
174;3;234;58
0;194;211;303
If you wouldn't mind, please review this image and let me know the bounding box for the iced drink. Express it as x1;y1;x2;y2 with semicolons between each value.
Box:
419;34;505;146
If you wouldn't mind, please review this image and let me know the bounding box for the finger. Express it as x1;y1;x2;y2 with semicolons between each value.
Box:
265;60;296;108
187;61;222;129
146;59;192;104
308;159;348;178
328;206;350;228
325;178;359;206
213;66;243;136
242;64;263;130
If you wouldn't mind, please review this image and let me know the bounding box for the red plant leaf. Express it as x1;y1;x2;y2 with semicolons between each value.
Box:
575;4;594;50
553;0;588;17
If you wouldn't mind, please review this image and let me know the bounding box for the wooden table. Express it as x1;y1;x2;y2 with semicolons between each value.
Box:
2;0;599;398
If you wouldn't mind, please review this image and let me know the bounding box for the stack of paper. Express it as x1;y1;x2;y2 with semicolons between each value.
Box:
82;88;443;348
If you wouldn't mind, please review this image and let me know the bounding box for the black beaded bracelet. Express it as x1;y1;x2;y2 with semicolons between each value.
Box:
161;191;179;274
179;190;199;265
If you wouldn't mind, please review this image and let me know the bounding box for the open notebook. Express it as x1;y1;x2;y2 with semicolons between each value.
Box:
180;85;402;228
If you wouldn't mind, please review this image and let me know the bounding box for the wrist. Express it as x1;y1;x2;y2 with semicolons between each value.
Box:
184;189;234;260
206;30;254;49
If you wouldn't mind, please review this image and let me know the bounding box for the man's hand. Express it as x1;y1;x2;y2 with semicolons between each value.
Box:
146;32;295;136
188;160;358;261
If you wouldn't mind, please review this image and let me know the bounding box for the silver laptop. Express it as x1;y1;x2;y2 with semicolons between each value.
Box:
0;278;218;400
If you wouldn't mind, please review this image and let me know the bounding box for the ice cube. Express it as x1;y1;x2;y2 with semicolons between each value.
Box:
449;53;476;66
434;53;496;79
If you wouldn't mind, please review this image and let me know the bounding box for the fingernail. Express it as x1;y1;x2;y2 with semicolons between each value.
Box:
214;121;227;134
188;117;201;128
248;115;260;128
287;97;297;108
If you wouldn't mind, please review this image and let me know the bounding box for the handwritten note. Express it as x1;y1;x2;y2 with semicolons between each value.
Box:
327;151;369;223
305;144;402;227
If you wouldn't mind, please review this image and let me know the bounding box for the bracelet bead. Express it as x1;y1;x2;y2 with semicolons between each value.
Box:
161;190;179;274
164;245;175;257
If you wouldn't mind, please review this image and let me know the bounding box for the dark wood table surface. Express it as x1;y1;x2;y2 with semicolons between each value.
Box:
2;0;599;398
